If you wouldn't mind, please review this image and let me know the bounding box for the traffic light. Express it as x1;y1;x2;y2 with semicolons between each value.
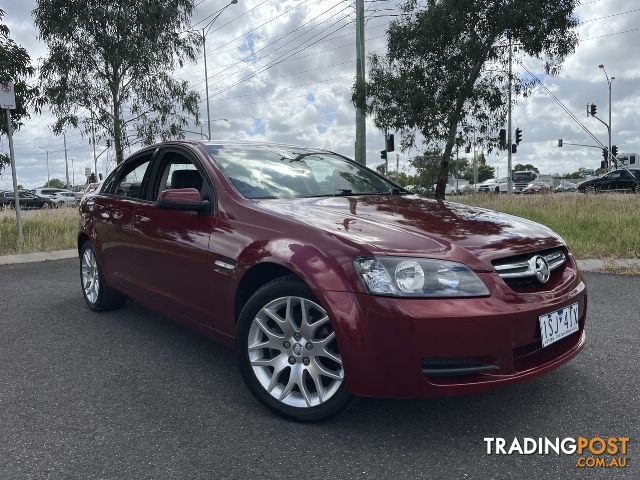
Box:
380;150;387;160
515;128;522;145
557;138;563;147
465;145;471;154
611;145;618;157
601;160;607;169
590;103;597;116
499;129;507;149
602;148;608;160
385;134;395;152
511;143;517;154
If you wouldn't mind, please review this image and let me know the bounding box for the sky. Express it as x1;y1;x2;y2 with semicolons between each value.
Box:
1;0;639;189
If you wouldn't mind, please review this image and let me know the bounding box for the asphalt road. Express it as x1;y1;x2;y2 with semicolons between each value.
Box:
0;259;637;480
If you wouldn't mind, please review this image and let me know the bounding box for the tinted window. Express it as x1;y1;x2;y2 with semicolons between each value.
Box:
204;145;395;199
112;156;153;200
152;151;207;200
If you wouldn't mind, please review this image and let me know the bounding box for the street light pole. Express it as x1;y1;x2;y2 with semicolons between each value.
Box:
200;0;238;141
599;64;615;167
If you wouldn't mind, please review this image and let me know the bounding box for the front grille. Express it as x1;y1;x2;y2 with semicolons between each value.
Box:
492;248;566;288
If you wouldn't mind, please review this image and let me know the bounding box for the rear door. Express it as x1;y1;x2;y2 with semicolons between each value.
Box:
127;146;218;325
92;150;157;296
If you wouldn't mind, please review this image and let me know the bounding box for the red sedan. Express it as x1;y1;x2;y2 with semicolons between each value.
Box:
78;141;586;421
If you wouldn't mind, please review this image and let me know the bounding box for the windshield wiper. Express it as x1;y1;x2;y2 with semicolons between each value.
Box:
334;189;353;196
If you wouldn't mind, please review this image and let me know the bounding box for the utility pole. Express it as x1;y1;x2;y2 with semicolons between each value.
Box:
5;109;23;244
71;157;75;188
38;146;50;185
473;128;478;186
355;0;366;165
91;111;98;176
63;132;70;189
507;35;513;195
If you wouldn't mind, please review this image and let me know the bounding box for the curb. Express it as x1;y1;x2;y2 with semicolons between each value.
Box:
0;249;77;266
0;249;638;273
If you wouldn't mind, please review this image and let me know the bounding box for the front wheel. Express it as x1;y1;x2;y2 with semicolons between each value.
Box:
237;276;353;421
80;241;126;311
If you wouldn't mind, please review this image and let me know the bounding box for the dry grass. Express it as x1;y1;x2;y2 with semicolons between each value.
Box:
457;193;640;259
0;207;79;256
1;194;638;260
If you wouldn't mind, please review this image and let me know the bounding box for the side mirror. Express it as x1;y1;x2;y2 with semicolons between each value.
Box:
155;188;209;213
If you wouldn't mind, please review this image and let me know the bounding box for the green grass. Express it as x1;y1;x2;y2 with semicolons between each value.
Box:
457;193;640;259
0;207;79;256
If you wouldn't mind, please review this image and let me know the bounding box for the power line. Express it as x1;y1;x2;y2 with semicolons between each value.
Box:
192;0;268;30
580;7;640;24
211;88;350;110
191;1;353;85
582;25;640;40
197;13;356;96
207;19;357;99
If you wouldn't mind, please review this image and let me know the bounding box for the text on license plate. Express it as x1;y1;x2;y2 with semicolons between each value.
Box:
538;303;579;348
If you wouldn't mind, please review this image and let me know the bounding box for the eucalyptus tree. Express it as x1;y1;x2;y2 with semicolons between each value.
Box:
0;9;39;171
34;0;202;163
357;0;579;198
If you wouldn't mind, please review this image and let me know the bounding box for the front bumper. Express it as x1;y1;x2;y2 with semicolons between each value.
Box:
322;268;587;399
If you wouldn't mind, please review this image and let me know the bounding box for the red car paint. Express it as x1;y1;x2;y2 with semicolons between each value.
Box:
79;141;586;399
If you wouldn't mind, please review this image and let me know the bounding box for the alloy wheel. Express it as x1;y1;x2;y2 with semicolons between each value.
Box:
247;296;343;408
81;248;100;304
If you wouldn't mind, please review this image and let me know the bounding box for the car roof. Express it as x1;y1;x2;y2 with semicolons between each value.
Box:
141;139;338;157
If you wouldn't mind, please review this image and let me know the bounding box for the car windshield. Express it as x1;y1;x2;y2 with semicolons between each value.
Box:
513;172;536;183
204;144;398;199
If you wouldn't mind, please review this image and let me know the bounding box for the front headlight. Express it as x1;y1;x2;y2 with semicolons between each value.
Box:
354;257;489;297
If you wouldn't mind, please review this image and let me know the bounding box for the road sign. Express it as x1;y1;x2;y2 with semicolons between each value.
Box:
84;167;91;176
0;82;16;109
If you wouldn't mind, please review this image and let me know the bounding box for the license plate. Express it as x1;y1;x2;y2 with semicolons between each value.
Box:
538;303;579;348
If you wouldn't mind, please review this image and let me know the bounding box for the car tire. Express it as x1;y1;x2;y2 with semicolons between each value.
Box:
79;241;126;311
236;275;353;421
585;185;596;194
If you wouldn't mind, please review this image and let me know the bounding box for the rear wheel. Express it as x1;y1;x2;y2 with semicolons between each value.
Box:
80;241;126;311
237;276;353;421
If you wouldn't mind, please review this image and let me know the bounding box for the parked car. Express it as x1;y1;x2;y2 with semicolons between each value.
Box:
52;191;79;207
33;187;70;199
554;181;578;193
78;140;586;421
477;177;509;193
0;190;56;209
522;182;554;194
577;169;640;193
432;183;457;196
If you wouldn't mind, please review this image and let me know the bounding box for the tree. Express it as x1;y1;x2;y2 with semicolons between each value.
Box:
0;9;39;174
358;0;579;199
463;153;495;183
43;178;66;188
513;163;539;173
34;0;202;164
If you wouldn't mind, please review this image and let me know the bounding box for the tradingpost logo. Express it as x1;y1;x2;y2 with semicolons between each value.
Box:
484;437;630;468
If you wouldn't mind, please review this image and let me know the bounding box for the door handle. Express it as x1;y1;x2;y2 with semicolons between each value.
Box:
135;214;150;223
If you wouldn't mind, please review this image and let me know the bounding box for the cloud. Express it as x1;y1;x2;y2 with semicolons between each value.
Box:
2;0;639;189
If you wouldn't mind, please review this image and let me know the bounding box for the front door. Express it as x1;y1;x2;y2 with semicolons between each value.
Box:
128;147;217;325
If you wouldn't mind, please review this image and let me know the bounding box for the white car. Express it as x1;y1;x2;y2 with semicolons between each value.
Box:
33;187;71;199
477;177;509;193
51;191;78;207
432;184;457;196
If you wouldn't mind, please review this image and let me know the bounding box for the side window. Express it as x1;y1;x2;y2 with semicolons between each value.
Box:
152;151;208;200
112;156;153;200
